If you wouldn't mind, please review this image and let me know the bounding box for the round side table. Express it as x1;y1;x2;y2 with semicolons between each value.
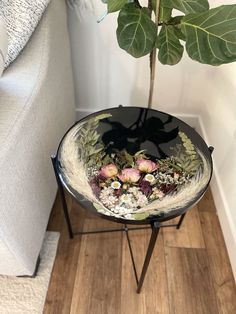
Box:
51;106;213;293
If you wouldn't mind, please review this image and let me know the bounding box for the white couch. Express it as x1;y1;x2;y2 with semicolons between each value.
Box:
0;0;75;275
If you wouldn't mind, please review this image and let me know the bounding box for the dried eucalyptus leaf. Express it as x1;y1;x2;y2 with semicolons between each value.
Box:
94;113;112;122
132;212;149;220
93;202;106;213
124;151;134;166
102;154;113;165
134;149;147;159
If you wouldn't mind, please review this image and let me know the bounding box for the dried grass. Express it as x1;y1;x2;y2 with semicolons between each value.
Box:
60;123;99;203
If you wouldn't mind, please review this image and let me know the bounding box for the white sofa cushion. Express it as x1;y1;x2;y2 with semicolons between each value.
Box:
0;18;8;76
0;0;50;68
0;0;75;275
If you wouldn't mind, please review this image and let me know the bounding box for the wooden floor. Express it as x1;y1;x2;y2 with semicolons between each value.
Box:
44;188;236;314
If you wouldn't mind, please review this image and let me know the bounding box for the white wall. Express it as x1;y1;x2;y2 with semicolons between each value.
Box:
67;0;236;279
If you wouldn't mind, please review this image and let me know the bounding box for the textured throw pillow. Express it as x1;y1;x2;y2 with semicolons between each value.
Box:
0;0;51;68
0;17;8;76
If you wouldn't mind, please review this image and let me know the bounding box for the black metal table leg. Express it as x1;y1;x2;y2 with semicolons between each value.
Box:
176;213;186;229
137;221;160;293
124;224;139;286
208;146;214;154
51;155;74;239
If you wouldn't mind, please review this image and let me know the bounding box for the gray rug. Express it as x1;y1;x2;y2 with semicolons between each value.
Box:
0;232;59;314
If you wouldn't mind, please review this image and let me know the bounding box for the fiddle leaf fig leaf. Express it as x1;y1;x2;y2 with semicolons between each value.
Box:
157;25;184;65
160;6;172;22
107;0;133;13
174;26;186;41
162;0;209;15
117;3;157;58
167;16;186;40
181;5;236;65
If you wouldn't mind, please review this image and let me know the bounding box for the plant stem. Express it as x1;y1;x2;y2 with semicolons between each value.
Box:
148;0;161;109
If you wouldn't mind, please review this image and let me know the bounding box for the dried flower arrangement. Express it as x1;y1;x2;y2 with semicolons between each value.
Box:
59;112;211;220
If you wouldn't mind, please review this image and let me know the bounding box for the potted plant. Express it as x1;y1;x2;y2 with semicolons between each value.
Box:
101;0;236;107
58;0;234;221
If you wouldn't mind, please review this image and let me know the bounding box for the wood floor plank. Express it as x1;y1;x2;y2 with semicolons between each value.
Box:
47;191;73;232
163;206;205;248
198;188;216;212
121;229;146;314
121;229;169;314
165;247;219;314
46;193;63;232
44;191;236;314
70;218;122;314
200;211;236;314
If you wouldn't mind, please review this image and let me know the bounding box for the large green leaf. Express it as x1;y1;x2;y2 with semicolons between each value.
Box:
157;25;184;65
162;0;209;15
181;5;236;65
169;16;186;40
107;0;133;13
160;6;172;22
117;3;157;58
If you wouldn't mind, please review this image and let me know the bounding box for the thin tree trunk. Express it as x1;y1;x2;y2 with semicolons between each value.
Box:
148;0;161;109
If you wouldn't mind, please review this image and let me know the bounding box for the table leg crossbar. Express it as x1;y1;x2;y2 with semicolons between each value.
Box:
51;155;186;293
73;225;150;236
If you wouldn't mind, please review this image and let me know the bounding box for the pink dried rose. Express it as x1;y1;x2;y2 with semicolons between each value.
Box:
136;159;157;173
100;164;118;178
118;168;140;183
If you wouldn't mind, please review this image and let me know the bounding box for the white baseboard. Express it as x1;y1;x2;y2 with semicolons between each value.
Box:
198;116;236;281
173;114;236;281
76;107;236;280
171;112;202;133
76;108;94;120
